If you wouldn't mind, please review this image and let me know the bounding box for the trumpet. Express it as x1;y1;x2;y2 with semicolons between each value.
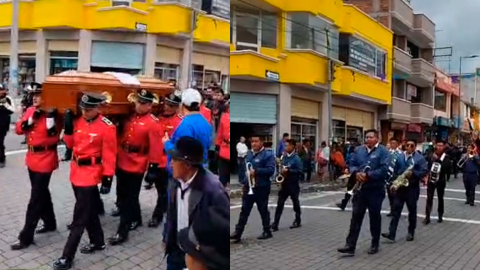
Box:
458;151;475;168
245;162;255;195
347;163;371;195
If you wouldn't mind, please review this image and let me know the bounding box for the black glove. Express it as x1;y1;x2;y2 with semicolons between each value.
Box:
47;108;58;118
100;176;113;194
144;163;159;185
21;120;33;132
32;109;41;120
61;148;72;161
64;109;74;135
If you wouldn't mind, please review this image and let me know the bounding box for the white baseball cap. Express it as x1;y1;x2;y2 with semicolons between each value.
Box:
182;88;202;107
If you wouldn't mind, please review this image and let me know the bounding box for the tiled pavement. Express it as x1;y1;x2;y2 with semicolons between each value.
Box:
231;175;480;270
0;134;167;270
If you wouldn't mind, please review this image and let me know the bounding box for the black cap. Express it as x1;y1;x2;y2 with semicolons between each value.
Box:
30;82;42;94
165;90;181;105
168;136;204;165
79;92;106;109
137;89;156;103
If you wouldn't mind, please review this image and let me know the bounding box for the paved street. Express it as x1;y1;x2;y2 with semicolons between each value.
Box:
0;132;168;269
231;174;480;270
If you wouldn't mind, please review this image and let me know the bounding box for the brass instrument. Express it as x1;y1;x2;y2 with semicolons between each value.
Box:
0;95;14;112
390;164;414;191
275;156;285;183
429;153;446;184
457;151;475;168
246;162;255;195
347;163;371;195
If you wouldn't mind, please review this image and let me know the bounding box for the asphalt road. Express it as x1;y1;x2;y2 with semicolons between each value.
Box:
230;174;480;270
0;132;168;270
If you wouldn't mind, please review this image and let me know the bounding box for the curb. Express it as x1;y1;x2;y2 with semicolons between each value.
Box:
229;182;346;199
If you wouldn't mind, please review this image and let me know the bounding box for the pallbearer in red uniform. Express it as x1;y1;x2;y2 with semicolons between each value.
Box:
53;93;117;270
146;90;182;228
216;96;230;187
11;83;61;250
107;89;162;245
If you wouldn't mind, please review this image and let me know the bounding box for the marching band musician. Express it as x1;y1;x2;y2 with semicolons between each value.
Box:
271;139;303;231
107;89;163;246
10;84;61;250
53;93;117;270
386;138;404;217
338;129;389;256
382;139;428;242
146;90;182;228
459;144;480;206
424;140;452;225
0;83;14;168
230;135;276;243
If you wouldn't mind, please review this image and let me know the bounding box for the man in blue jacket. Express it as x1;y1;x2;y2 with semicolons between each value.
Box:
338;129;390;255
460;144;480;206
231;135;276;243
385;138;406;216
382;139;428;242
271;139;303;231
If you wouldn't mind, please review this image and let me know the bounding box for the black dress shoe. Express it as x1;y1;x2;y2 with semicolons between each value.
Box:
148;218;161;228
257;231;272;240
406;233;414;241
438;216;443;223
107;234;128;246
271;224;279;232
230;232;241;243
129;221;142;231
336;203;345;211
466;201;470;204
290;220;301;229
381;233;395;242
144;183;153;190
10;241;30;250
53;257;73;270
368;246;379;255
423;217;430;225
470;202;475;206
337;246;355;255
111;207;120;217
36;225;56;234
66;222;73;230
80;243;106;254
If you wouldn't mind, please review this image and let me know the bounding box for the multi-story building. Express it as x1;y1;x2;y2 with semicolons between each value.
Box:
230;0;392;150
452;71;480;143
0;0;230;90
433;69;460;142
346;0;436;143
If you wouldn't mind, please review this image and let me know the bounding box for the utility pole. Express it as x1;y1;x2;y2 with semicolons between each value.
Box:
326;29;333;145
9;0;19;97
186;4;197;89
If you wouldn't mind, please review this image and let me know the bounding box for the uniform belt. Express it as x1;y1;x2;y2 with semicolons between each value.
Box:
27;144;57;153
73;156;102;166
121;144;147;154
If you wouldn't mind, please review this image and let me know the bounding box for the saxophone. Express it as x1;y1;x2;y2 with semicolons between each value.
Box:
390;164;414;192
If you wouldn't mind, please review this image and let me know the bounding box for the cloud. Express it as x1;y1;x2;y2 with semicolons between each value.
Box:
411;0;480;74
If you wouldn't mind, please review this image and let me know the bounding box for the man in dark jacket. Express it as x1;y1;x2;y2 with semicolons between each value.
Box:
0;84;14;168
459;144;480;206
298;139;313;182
231;135;276;242
163;137;229;270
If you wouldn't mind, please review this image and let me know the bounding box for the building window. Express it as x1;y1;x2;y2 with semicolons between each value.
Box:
204;70;221;86
50;51;78;75
333;120;346;142
221;74;229;93
286;12;339;59
434;90;447;111
112;0;131;6
154;63;178;82
231;7;278;51
339;34;387;79
291;119;317;151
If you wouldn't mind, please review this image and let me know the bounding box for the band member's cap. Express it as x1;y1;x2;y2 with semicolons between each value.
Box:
168;136;204;165
29;82;42;94
181;88;202;107
165;90;182;105
136;89;155;103
79;92;106;109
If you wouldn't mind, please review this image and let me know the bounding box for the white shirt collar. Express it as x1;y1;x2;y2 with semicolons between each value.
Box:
253;147;265;155
367;142;379;152
179;170;198;191
286;151;295;157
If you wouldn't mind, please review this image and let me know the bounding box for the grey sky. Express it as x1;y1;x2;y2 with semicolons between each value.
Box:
411;0;480;74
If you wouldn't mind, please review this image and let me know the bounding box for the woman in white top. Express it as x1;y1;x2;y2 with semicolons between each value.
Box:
236;136;248;184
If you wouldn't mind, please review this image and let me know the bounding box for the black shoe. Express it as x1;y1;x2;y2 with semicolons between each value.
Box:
471;202;475;206
129;221;142;231
53;257;73;270
66;222;73;230
290;220;301;229
80;243;105;254
257;231;272;240
406;233;414;241
144;183;153;190
0;162;5;168
107;234;128;246
148;218;161;228
230;232;241;243
10;241;30;250
438;216;443;223
386;212;393;217
271;224;279;232
381;233;395;242
368;246;379;255
423;217;430;225
336;203;345;211
466;201;470;204
337;245;355;255
111;207;120;217
36;225;56;234
20;140;26;145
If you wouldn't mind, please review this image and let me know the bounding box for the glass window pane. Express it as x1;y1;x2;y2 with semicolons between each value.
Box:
376;50;386;78
261;14;277;48
289;13;311;49
311;17;327;55
434;90;446;111
236;12;259;45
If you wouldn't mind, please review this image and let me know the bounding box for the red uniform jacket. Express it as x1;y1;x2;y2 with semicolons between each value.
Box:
200;105;212;124
215;112;230;160
15;107;60;173
158;114;183;168
64;115;117;187
118;113;163;174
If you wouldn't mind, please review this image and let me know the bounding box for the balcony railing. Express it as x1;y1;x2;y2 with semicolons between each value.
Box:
388;97;411;122
412;58;435;83
411;103;434;124
394;47;412;73
392;0;414;28
413;14;435;42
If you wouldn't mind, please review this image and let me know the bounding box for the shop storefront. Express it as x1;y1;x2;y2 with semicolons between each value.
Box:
90;41;145;75
50;51;78;75
381;121;407;144
433;116;453;141
290;98;319;147
332;106;374;143
0;55;36;91
406;123;423;142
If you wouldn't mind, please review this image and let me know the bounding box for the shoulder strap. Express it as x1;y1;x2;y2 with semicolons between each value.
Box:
440;153;446;162
101;117;113;126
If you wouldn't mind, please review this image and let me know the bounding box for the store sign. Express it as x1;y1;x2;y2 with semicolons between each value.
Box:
201;0;230;20
135;22;147;32
407;124;422;133
265;70;279;81
349;36;376;74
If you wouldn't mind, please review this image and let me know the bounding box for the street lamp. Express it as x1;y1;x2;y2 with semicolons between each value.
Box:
458;54;479;133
